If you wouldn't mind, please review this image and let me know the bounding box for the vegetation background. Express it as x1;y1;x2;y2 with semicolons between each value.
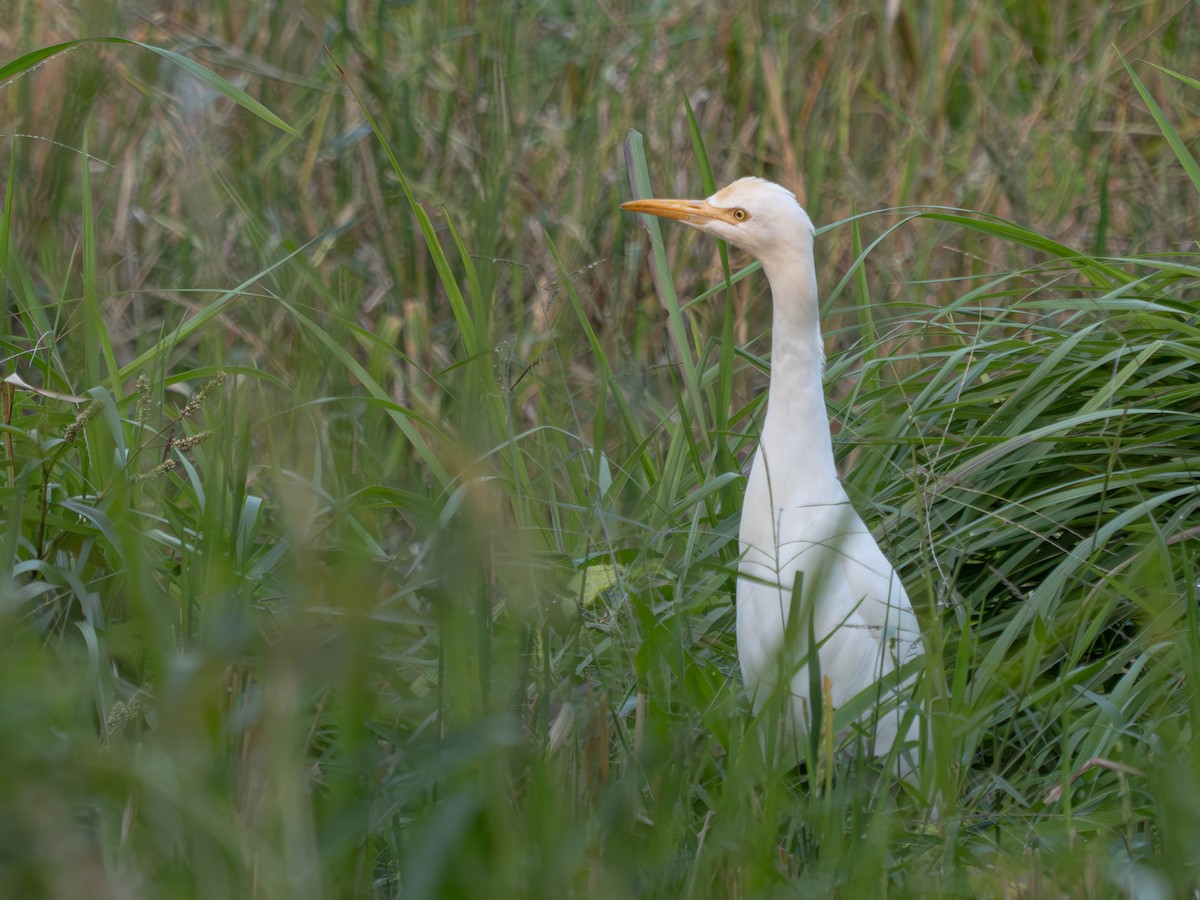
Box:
1;1;1198;896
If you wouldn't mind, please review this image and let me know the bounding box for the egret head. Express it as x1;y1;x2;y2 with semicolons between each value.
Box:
621;177;814;269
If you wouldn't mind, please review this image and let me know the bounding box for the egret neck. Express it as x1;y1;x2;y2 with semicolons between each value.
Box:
755;244;842;506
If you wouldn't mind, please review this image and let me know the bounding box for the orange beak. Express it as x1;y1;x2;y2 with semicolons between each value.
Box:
620;197;737;227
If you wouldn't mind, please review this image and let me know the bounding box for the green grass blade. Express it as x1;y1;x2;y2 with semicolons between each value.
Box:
1122;53;1200;193
0;38;298;136
623;129;709;455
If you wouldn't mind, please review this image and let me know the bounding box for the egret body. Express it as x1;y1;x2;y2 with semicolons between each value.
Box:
622;178;921;765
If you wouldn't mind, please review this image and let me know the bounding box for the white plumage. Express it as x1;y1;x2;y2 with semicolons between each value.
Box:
623;178;922;767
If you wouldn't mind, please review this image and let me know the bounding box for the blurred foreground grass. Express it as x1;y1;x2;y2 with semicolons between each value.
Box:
2;1;1199;896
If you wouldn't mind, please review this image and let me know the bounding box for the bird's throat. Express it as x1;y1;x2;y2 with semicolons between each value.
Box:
758;262;840;497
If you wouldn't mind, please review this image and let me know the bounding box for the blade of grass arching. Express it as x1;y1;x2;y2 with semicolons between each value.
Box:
918;212;1132;287
683;93;721;209
1122;55;1200;194
623;129;710;456
1149;62;1200;93
667;471;742;519
683;108;734;294
79;132;119;394
125;41;298;136
444;213;488;355
333;58;483;363
116;240;320;381
684;98;741;510
1074;341;1163;415
680;261;761;310
0;41;78;87
0;39;298;137
823;212;924;312
269;296;451;486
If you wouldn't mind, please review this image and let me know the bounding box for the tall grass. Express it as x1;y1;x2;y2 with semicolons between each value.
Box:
1;1;1198;896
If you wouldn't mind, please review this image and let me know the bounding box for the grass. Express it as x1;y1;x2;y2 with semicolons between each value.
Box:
1;1;1199;896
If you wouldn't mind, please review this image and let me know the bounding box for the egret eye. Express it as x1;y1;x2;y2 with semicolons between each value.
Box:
731;208;749;222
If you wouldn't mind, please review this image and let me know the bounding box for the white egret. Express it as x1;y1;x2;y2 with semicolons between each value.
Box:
622;178;922;768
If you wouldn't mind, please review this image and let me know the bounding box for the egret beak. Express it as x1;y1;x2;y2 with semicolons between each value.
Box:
621;197;736;226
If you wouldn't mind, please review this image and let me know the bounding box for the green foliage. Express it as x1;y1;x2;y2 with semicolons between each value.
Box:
1;1;1198;897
